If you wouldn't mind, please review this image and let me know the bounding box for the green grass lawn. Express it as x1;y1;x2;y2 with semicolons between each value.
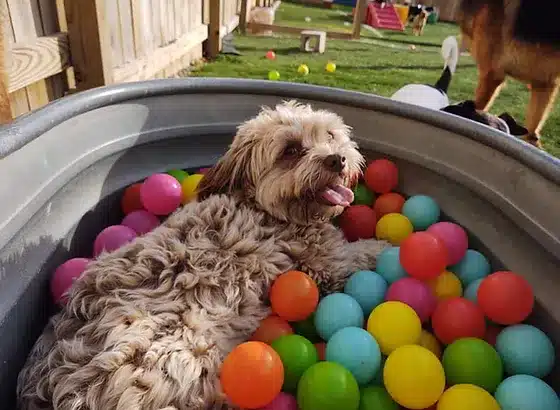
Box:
191;2;560;156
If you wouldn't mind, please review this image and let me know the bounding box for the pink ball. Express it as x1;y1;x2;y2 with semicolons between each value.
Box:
140;173;182;215
427;221;468;265
198;167;212;174
385;277;437;322
259;392;298;410
50;258;90;305
121;210;160;235
94;225;137;257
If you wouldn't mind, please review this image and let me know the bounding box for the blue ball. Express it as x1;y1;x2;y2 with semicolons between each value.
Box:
450;249;491;286
314;293;364;341
326;326;382;385
344;270;388;316
401;195;440;230
463;278;483;303
495;375;560;410
495;324;555;378
376;247;407;284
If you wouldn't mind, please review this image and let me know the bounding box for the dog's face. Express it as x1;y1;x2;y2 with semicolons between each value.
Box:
197;101;364;225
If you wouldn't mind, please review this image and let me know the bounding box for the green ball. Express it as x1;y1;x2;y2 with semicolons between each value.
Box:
292;312;322;343
359;386;399;410
297;362;360;410
167;169;189;183
271;334;318;392
353;183;375;206
442;337;503;393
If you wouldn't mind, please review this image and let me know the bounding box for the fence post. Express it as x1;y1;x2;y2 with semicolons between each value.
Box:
206;0;221;59
239;0;248;35
64;0;113;90
352;0;367;39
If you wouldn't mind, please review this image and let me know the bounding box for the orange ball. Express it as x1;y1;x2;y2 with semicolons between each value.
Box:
251;315;294;344
121;183;144;215
364;159;399;194
270;271;319;321
315;342;326;361
373;192;406;218
220;341;284;409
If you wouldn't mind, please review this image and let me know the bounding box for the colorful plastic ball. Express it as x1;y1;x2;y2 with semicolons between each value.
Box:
325;62;337;73
93;225;137;257
121;210;160;235
373;193;406;218
271;335;318;392
418;329;442;359
427;222;468;265
338;205;377;242
298;64;310;75
314;293;364;341
428;271;463;300
344;270;388;316
314;342;326;361
477;271;534;325
437;384;500;410
50;258;90;305
400;232;448;280
353;183;375;206
442;337;503;393
494;375;560;410
366;301;421;355
364;159;398;194
431;297;486;344
221;341;284;409
450;249;491;286
358;386;399;410
259;392;298;410
495;324;555;378
292;312;321;343
181;173;204;204
121;183;144;215
270;271;319;322
401;195;440;231
376;247;407;284
383;345;445;409
140;173;182;215
463;277;483;303
384;277;437;322
266;50;276;60
251;315;294;345
198;167;211;174
326;327;381;385
268;70;281;81
297;362;360;410
167;169;188;183
375;213;413;245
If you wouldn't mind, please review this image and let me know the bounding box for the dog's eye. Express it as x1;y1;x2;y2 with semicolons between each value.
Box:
283;142;304;159
327;131;334;140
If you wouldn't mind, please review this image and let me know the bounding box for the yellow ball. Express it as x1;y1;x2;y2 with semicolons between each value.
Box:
181;173;204;204
418;329;442;359
298;64;309;75
367;301;421;355
428;271;463;300
375;213;413;245
268;70;280;81
325;62;336;73
384;345;445;409
437;384;500;410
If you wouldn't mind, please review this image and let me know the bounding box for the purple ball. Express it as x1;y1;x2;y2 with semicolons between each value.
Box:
427;221;469;265
121;210;160;235
385;277;437;322
94;225;137;257
50;258;91;305
140;173;182;215
259;392;298;410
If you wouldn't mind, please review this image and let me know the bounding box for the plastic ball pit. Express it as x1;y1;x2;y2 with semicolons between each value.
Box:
1;78;560;408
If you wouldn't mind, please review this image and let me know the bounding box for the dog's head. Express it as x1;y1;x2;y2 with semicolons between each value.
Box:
197;101;364;225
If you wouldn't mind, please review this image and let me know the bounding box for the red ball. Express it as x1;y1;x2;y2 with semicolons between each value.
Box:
338;205;377;242
431;297;486;344
373;192;406;218
364;159;399;194
477;271;534;325
484;324;503;346
399;232;448;280
121;183;144;215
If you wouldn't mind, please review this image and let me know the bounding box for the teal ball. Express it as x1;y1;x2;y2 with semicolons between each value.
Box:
401;195;440;230
495;375;560;410
344;270;388;316
450;249;491;286
376;247;407;284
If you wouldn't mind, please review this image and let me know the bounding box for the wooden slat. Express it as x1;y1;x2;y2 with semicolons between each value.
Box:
0;0;12;123
166;0;174;42
130;0;152;58
247;22;353;39
239;0;248;34
38;0;66;100
151;0;162;47
55;0;76;90
173;0;183;38
105;0;123;67
117;0;135;63
206;0;221;58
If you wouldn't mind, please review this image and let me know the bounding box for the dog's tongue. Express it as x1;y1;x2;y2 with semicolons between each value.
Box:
320;184;354;207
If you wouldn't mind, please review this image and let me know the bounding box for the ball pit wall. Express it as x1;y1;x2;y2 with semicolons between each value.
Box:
0;78;559;406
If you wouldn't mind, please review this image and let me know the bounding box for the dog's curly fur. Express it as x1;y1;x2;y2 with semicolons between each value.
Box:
17;101;389;410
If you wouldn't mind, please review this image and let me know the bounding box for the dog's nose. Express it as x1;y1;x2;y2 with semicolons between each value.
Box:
323;154;346;172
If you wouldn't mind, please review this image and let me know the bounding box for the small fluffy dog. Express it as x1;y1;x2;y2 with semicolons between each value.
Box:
411;9;429;36
17;101;389;410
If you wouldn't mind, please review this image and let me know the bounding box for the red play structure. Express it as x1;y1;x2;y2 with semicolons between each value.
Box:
365;2;405;32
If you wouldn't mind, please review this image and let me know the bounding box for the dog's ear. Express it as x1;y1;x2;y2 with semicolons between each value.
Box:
498;112;528;136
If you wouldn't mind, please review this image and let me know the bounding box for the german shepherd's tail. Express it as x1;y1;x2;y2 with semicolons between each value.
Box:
433;35;459;94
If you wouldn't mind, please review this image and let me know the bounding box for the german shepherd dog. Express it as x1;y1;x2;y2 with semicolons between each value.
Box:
457;0;560;148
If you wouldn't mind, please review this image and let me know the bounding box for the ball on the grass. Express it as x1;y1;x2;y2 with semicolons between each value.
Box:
477;271;534;325
181;173;204;204
418;329;442;359
364;159;398;194
259;392;298;410
495;324;555;378
270;271;319;322
271;335;318;392
353;183;375;205
121;210;160;235
268;70;281;80
344;270;388;316
266;50;276;60
167;169;188;183
399;231;448;280
376;247;407;284
325;62;337;73
427;270;463;300
383;345;445;409
401;195;440;230
358;386;399;410
463;277;483;303
437;384;500;410
140;173;182;215
93;225;137;257
494;375;560;410
338;205;377;242
431;297;486;344
373;193;405;218
366;301;421;355
251;315;294;345
314;293;364;341
384;277;437;323
427;221;468;265
450;249;491;286
375;213;413;245
121;183;144;215
50;258;90;305
298;64;310;75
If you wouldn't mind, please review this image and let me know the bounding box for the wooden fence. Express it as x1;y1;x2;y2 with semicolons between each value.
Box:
2;0;245;121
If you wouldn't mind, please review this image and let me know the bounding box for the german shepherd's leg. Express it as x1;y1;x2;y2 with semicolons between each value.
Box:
524;83;559;148
474;70;505;111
